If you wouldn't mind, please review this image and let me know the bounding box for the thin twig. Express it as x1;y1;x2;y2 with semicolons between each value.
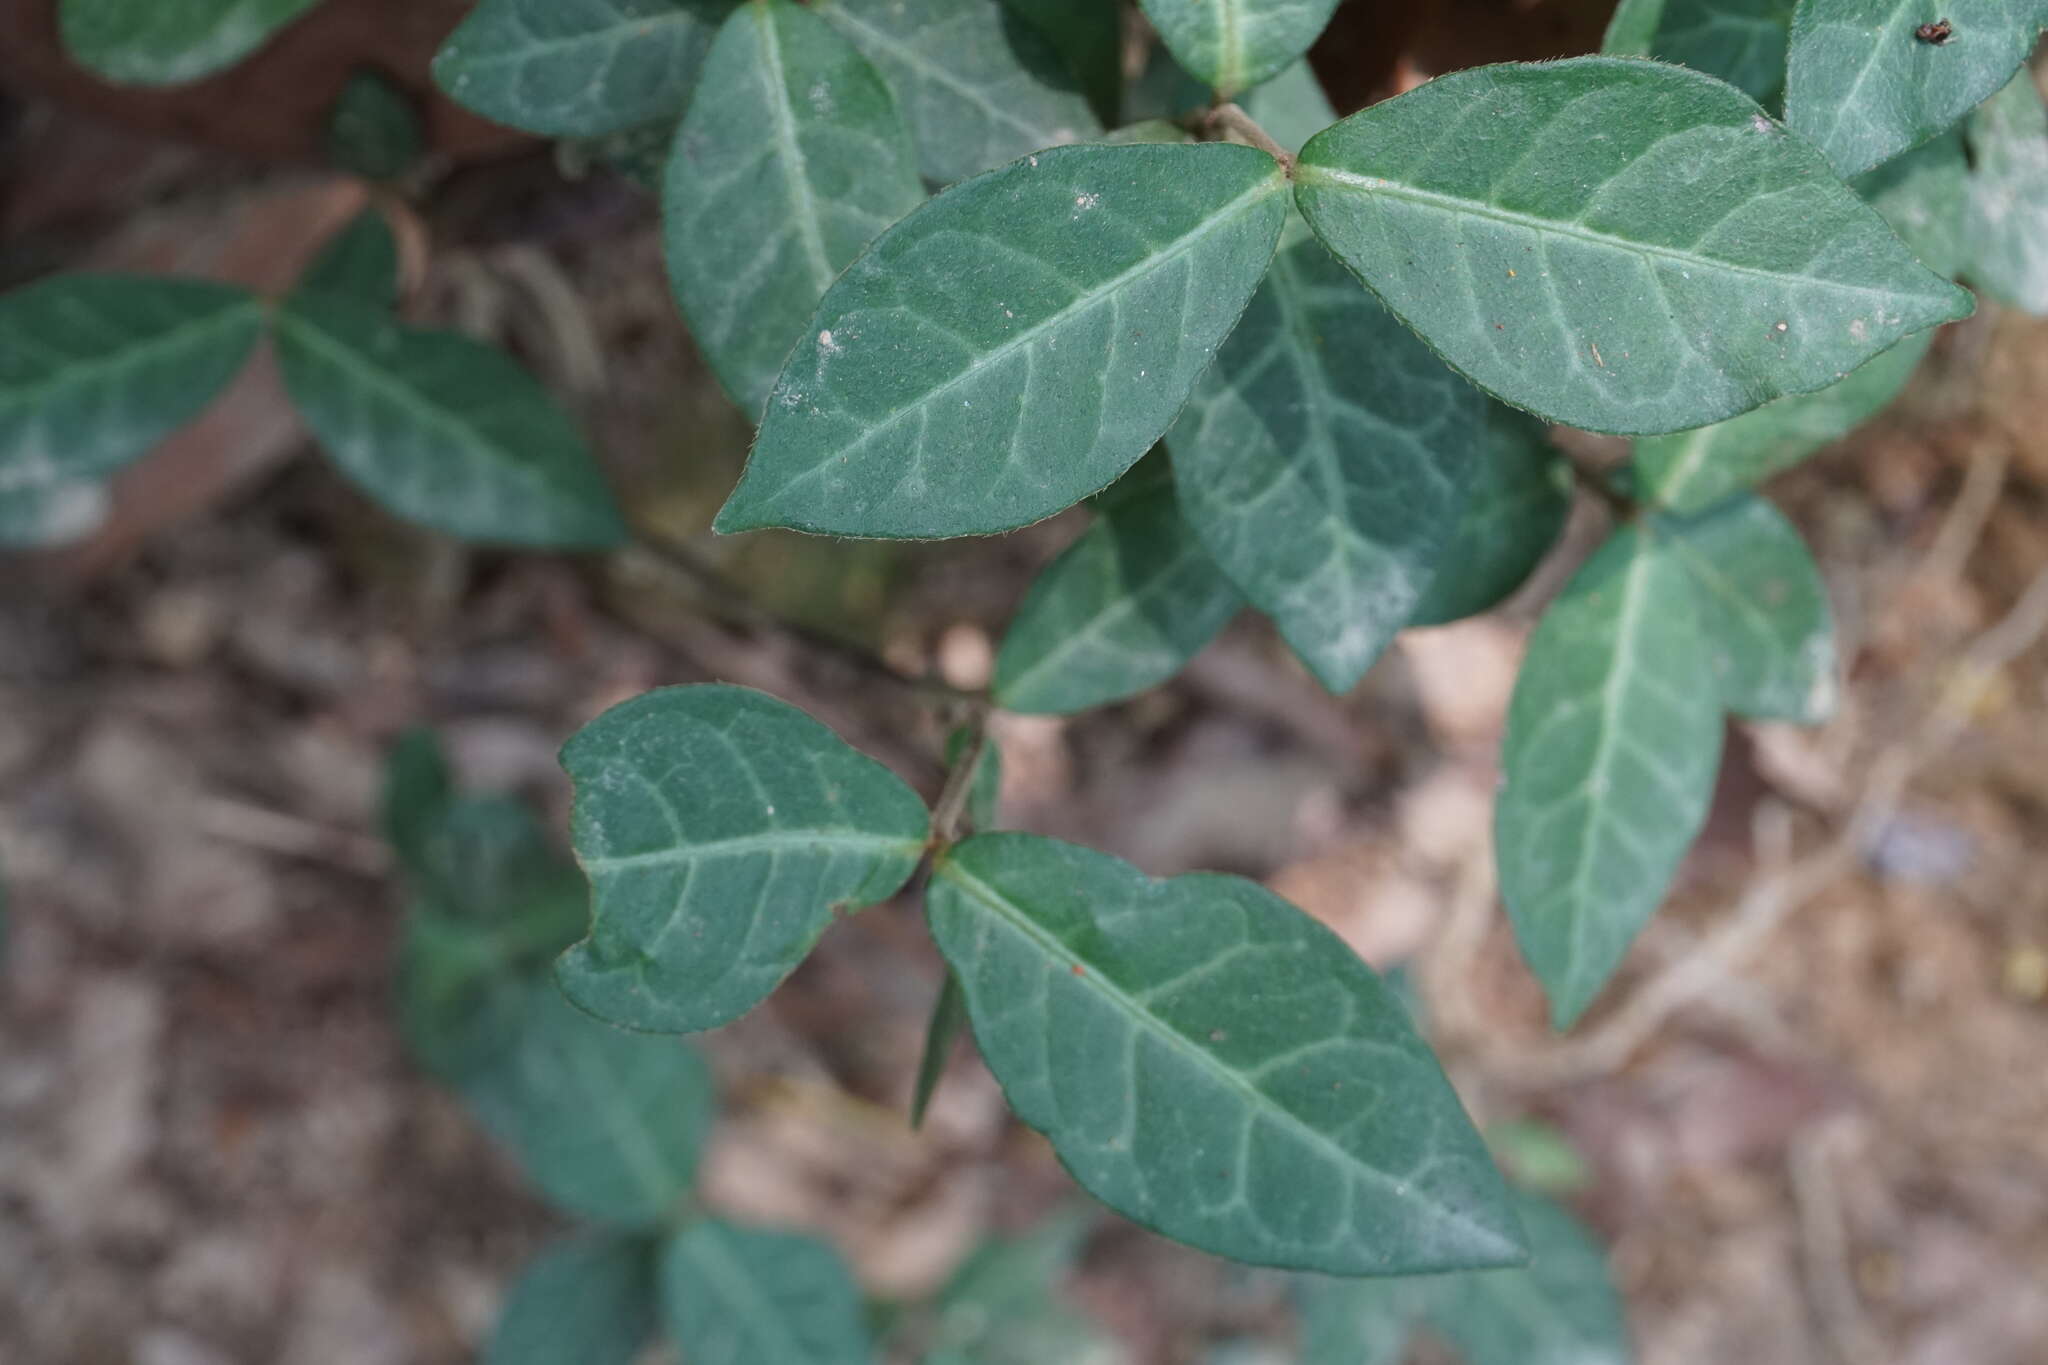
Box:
1202;102;1293;168
928;713;991;847
624;530;984;706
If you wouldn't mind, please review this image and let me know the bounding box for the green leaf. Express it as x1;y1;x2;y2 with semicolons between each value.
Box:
1633;325;1934;514
460;982;715;1225
1419;1191;1630;1365
272;292;626;548
0;275;263;503
718;142;1288;539
1662;494;1836;722
1241;59;1339;153
392;795;594;1083
298;209;401;307
1963;67;2048;314
556;684;931;1034
381;727;454;887
1602;0;1796;109
1495;523;1725;1028
59;0;322;85
1407;405;1572;628
910;973;968;1129
1855;128;1969;277
486;1235;659;1365
434;0;736;137
660;1219;874;1365
1001;0;1124;123
1486;1118;1594;1196
327;70;423;181
1137;0;1344;100
1295;1276;1422;1365
992;469;1242;713
921;1210;1123;1364
926;832;1526;1274
1171;223;1486;693
665;0;925;415
817;0;1103;185
1292;57;1973;435
1785;0;2045;177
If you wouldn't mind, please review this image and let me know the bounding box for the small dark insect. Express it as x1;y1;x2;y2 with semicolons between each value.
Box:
1915;18;1953;44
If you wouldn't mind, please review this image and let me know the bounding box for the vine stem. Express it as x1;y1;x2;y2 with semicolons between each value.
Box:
1201;102;1293;169
928;712;991;847
625;528;985;706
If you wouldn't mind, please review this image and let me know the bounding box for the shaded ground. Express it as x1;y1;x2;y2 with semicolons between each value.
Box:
5;7;2048;1363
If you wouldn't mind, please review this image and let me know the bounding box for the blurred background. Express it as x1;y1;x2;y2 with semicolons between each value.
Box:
3;1;2047;1361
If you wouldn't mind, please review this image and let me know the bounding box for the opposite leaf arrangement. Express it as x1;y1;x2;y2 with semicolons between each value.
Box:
12;0;2048;1315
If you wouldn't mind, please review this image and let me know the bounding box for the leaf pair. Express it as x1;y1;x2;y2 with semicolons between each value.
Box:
719;57;1966;552
0;211;628;551
1496;497;1834;1026
387;737;876;1364
1608;0;2047;177
561;684;1525;1275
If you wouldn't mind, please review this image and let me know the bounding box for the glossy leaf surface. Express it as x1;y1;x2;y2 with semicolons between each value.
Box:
927;832;1525;1274
993;470;1242;713
1138;0;1344;99
666;0;924;415
720;142;1287;538
299;209;401;306
59;0;321;85
1495;524;1724;1027
661;1219;873;1364
817;0;1101;185
1407;405;1571;627
1785;0;2043;176
1633;325;1933;513
1855;129;1969;277
1963;68;2048;314
461;983;715;1225
1602;0;1795;108
1663;494;1836;721
486;1235;658;1365
0;275;261;504
1294;58;1972;435
434;0;736;137
273;293;626;548
1173;223;1485;692
1419;1191;1630;1365
557;685;930;1033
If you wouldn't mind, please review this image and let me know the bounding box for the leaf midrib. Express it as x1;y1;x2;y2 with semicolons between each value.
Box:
674;1227;814;1359
1296;162;1939;301
934;855;1515;1256
820;2;1061;143
554;1018;685;1216
0;296;257;424
576;827;924;874
1562;536;1660;1004
1213;0;1248;95
453;8;700;70
755;3;836;289
782;169;1284;471
275;304;572;504
996;524;1225;704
